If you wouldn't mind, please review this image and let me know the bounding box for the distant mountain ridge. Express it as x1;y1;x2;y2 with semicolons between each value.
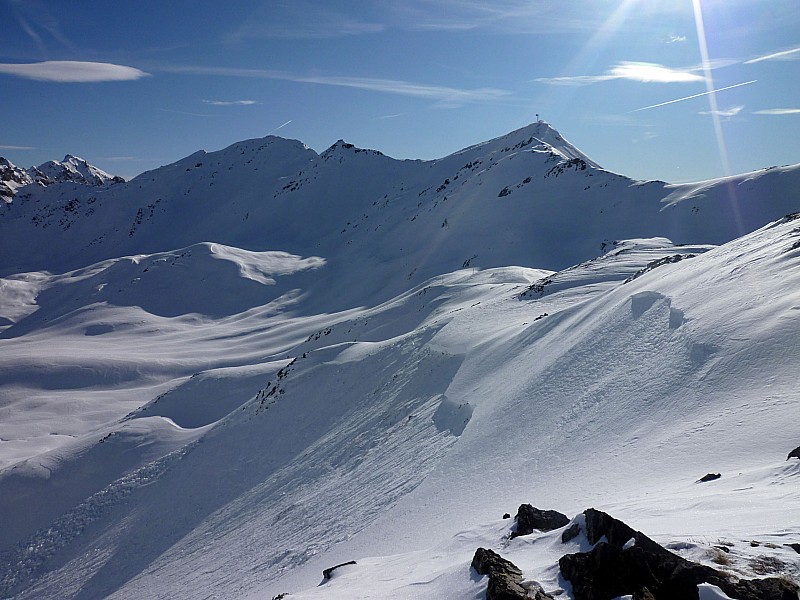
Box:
0;154;123;203
1;122;798;307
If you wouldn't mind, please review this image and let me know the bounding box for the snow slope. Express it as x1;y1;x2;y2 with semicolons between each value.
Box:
0;124;798;599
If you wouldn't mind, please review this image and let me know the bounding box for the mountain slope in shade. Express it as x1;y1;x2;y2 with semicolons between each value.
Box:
0;124;798;599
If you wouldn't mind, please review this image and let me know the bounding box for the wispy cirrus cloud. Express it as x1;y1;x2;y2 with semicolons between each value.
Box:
745;46;800;64
0;61;148;82
699;105;744;118
8;0;75;56
610;62;703;83
225;1;666;40
667;34;687;43
158;108;219;118
536;61;704;86
164;65;513;106
753;108;800;115
202;99;258;106
226;1;383;40
388;0;690;34
0;144;35;150
298;74;510;103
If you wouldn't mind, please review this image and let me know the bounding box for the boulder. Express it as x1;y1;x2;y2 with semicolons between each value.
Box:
559;509;799;600
472;547;526;600
697;473;721;483
511;504;569;538
471;548;554;600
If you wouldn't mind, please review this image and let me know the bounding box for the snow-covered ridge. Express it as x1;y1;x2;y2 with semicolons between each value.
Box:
33;155;124;187
449;121;602;169
0;158;34;203
0;155;123;203
1;121;798;288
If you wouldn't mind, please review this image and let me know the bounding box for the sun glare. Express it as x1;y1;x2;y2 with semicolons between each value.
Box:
691;0;744;233
555;0;641;83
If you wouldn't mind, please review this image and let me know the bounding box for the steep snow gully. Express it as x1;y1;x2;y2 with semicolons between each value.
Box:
0;123;798;599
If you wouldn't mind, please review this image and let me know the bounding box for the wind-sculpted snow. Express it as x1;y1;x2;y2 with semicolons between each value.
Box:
0;124;798;599
0;244;325;338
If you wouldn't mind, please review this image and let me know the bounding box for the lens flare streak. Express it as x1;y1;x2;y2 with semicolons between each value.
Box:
691;0;745;234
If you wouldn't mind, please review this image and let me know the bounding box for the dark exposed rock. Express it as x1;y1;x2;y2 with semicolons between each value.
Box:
786;543;800;554
472;548;522;579
523;580;557;600
472;548;557;599
624;253;697;284
727;577;800;600
322;560;356;581
511;504;569;538
471;547;527;600
788;445;800;460
698;473;721;483
559;508;799;600
562;522;581;543
503;513;511;519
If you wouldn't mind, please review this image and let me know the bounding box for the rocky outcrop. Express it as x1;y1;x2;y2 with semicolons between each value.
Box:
697;473;721;483
559;508;799;600
511;504;569;538
322;560;356;581
471;548;554;600
0;157;33;202
562;522;581;543
788;445;800;460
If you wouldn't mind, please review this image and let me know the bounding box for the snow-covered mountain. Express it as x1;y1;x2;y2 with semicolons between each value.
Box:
0;123;798;600
0;155;123;204
32;155;125;188
0;158;34;203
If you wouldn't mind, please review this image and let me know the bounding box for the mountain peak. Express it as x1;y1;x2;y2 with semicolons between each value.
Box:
452;120;601;169
0;154;123;202
0;156;34;202
320;139;385;160
62;154;87;165
34;155;123;187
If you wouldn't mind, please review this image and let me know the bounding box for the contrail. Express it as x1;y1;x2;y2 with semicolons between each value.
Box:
631;80;757;112
267;119;292;134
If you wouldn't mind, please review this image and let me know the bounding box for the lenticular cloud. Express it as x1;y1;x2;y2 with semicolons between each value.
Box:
0;61;148;82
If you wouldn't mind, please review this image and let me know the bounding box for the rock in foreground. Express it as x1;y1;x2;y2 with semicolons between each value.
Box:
559;508;799;600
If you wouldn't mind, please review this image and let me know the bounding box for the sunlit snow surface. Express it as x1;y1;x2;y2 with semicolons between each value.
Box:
0;124;798;599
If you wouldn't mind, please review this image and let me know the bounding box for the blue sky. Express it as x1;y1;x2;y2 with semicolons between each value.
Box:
1;0;798;183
